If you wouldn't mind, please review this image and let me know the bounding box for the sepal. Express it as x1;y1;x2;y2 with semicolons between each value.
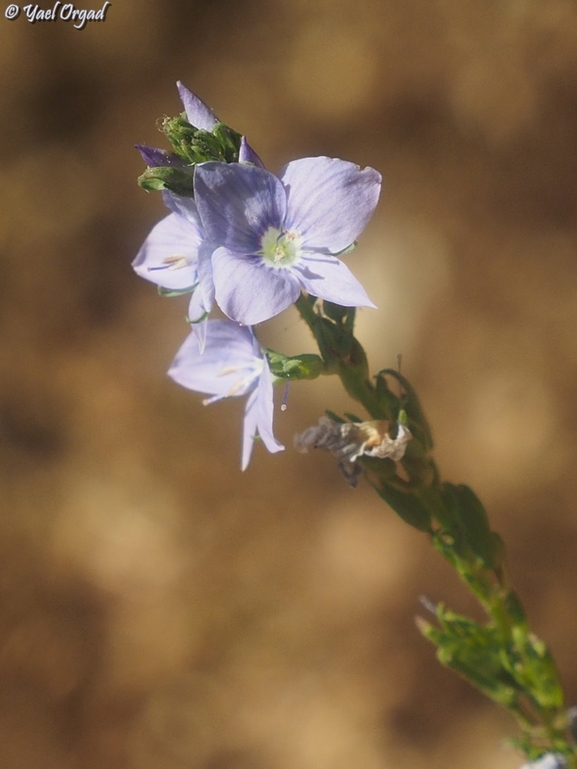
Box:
266;350;324;380
157;284;197;298
138;165;195;196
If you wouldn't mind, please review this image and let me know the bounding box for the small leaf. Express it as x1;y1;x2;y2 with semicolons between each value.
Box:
451;484;500;570
375;484;432;532
376;369;434;450
420;606;524;708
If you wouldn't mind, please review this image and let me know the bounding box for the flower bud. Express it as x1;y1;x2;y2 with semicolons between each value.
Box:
162;115;242;165
137;166;195;196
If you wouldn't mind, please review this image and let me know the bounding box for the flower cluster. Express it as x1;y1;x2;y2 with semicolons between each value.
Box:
134;82;382;468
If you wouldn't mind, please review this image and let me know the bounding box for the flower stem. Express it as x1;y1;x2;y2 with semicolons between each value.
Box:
296;294;576;765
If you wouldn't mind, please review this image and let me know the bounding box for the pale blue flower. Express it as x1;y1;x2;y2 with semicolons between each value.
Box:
132;192;215;350
168;320;284;470
193;156;381;325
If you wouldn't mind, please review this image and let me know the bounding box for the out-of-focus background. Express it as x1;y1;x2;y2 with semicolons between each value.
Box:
1;1;577;767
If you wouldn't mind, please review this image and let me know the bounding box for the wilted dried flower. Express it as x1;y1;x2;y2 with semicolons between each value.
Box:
295;416;411;464
294;417;411;487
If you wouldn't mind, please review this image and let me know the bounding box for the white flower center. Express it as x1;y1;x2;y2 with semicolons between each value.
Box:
260;227;302;269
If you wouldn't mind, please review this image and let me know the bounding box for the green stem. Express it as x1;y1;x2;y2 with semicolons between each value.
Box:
295;295;576;764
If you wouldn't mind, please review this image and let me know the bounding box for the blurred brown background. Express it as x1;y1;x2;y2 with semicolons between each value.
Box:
1;1;577;767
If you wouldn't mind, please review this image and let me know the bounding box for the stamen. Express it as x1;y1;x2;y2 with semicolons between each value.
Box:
260;226;303;268
148;254;191;271
225;379;249;398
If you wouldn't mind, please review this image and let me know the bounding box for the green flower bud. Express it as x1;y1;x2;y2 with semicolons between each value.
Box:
138;166;195;196
162;115;242;165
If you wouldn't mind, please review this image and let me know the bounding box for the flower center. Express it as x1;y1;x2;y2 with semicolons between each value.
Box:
260;227;302;269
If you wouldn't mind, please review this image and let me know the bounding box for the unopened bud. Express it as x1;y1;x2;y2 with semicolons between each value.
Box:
162;115;242;165
138;166;195;196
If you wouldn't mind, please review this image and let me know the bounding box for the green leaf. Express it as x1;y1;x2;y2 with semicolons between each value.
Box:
419;606;523;708
374;372;402;420
315;317;354;361
375;484;432;532
444;484;500;570
337;339;378;411
502;589;526;626
376;369;434;450
507;626;565;710
322;301;350;324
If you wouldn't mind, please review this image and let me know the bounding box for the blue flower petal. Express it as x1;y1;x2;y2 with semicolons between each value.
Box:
294;255;376;308
195;162;286;253
132;213;201;291
281;157;381;253
162;191;203;228
241;359;284;470
212;247;301;325
255;358;285;453
241;389;260;471
239;136;265;168
168;321;258;398
176;81;219;130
